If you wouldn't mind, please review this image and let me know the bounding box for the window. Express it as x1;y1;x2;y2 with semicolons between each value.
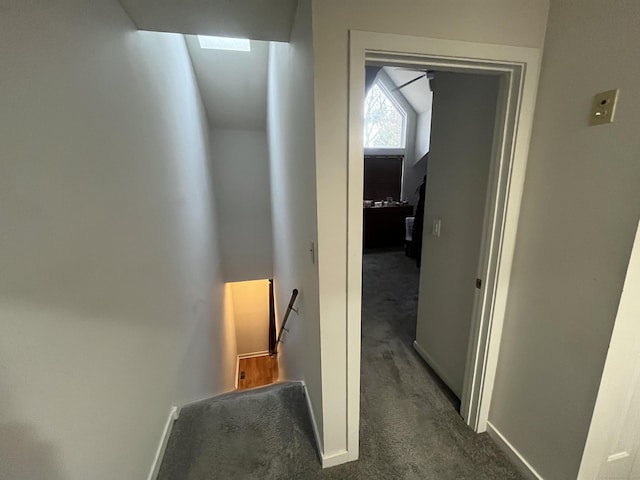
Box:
197;35;251;52
363;82;406;149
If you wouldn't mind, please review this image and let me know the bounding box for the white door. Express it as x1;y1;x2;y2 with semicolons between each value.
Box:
579;220;640;480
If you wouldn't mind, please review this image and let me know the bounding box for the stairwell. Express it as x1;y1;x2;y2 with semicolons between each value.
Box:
156;382;320;479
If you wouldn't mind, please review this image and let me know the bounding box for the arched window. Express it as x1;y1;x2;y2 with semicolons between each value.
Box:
363;81;407;149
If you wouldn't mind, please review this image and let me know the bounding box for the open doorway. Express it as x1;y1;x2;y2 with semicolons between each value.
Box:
346;32;542;460
360;63;501;416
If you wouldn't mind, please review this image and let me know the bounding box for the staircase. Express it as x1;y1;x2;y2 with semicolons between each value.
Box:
157;382;320;479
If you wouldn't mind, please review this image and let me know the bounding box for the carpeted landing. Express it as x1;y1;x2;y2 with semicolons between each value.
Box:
157;251;523;479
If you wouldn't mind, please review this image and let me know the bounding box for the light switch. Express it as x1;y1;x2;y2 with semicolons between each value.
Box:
432;219;441;237
590;89;619;125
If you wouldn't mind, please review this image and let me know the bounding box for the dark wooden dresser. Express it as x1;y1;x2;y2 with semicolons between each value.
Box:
363;205;414;249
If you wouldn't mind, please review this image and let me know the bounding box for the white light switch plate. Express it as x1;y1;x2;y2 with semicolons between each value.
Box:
432;219;441;237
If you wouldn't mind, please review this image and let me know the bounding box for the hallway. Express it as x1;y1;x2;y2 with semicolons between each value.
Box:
157;251;523;479
352;251;523;478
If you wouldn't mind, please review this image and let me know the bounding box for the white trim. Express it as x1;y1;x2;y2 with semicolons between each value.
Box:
322;450;350;469
237;350;270;359
413;340;460;398
364;147;405;156
147;406;179;480
486;421;544;480
235;355;240;389
301;381;325;465
301;380;347;468
347;30;542;460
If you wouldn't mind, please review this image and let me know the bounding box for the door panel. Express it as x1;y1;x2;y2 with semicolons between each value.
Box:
414;71;499;397
579;220;640;480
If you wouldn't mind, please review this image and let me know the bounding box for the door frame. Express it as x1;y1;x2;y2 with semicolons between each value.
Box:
346;30;542;459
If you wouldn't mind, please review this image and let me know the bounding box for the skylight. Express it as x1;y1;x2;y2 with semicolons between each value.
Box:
197;35;251;52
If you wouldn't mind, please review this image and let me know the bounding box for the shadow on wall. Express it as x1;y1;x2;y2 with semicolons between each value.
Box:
0;422;67;480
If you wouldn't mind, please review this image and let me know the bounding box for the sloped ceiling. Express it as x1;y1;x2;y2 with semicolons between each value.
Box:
384;67;433;115
185;36;269;130
118;0;298;41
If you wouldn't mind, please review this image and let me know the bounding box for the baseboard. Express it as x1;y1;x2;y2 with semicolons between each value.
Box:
322;449;350;468
235;355;240;389
486;421;544;480
237;350;270;359
301;381;324;460
412;340;460;398
147;406;179;480
300;381;350;469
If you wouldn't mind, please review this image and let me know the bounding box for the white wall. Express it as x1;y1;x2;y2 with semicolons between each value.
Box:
414;110;432;162
404;109;432;206
209;128;273;282
229;280;270;355
0;1;236;479
414;71;500;397
185;37;269;130
267;0;324;451
489;1;640;478
311;0;550;459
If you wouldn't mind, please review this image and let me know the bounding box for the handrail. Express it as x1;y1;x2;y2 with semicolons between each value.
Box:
268;279;276;356
273;288;299;355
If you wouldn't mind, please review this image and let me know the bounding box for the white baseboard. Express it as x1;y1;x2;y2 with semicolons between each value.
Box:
147;406;179;480
301;381;324;459
486;421;544;480
322;449;350;468
235;355;239;389
237;350;270;359
300;381;350;468
412;340;461;398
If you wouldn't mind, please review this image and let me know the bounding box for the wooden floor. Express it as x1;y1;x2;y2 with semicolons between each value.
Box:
237;355;279;391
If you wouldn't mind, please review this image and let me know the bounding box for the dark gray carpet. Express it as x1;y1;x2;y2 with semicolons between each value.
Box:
158;251;523;479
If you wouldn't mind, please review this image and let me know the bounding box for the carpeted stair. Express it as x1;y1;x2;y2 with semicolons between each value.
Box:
157;252;525;480
157;382;321;480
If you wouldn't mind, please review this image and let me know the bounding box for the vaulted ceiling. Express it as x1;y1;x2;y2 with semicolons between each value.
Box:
185;36;269;130
384;67;433;115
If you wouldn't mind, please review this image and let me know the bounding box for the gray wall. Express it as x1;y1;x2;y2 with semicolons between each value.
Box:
209;128;273;282
267;0;324;447
489;1;640;478
0;1;236;479
415;72;500;397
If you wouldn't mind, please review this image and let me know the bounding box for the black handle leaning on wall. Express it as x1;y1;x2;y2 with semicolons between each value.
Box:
273;288;299;356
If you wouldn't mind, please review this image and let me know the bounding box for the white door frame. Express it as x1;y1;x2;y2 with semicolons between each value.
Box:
346;30;542;460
